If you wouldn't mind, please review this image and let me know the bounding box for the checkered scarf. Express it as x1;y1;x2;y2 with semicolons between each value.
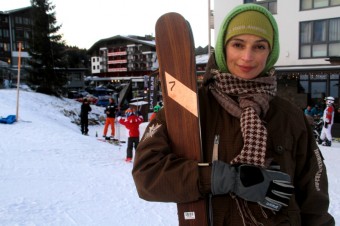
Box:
209;69;277;167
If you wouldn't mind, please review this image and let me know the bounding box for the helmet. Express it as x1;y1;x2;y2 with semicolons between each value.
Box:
125;108;133;117
153;105;161;113
325;96;335;105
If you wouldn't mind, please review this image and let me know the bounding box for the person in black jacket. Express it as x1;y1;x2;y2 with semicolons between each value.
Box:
80;98;92;135
103;97;118;139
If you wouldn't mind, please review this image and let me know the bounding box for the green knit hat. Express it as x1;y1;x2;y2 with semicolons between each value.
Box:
215;4;280;74
225;10;273;48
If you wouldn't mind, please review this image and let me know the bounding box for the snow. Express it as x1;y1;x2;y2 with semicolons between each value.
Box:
0;89;339;225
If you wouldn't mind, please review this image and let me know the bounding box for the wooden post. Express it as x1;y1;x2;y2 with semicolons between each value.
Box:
16;42;22;122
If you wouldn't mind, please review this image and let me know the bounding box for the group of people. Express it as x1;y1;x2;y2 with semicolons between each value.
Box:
304;104;323;119
80;97;143;162
304;96;338;146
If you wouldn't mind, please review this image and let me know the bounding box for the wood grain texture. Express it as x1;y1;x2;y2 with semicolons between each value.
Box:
155;12;209;226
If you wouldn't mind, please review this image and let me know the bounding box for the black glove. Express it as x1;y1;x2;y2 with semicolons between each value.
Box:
211;161;294;211
324;123;328;128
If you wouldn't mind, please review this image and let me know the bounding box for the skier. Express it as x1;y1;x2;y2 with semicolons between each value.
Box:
102;97;118;139
80;98;91;135
132;4;334;226
118;108;143;162
320;96;335;146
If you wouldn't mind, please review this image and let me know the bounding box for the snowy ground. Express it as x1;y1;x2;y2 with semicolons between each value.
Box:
0;89;339;226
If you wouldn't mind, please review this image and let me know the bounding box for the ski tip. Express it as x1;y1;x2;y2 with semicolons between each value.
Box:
155;12;187;30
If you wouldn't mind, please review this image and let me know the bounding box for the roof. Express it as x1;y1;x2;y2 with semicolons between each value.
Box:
129;101;149;106
196;54;209;65
275;64;340;71
2;6;32;14
88;35;155;54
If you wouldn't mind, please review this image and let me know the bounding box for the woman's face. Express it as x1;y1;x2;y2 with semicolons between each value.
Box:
225;34;271;80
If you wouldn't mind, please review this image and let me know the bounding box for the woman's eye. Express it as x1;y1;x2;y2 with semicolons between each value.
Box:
255;44;268;50
232;42;243;48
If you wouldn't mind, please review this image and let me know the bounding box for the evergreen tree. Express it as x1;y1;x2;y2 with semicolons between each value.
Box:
63;46;90;69
28;0;66;96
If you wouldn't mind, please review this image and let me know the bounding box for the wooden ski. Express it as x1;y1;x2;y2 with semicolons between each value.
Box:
155;13;210;226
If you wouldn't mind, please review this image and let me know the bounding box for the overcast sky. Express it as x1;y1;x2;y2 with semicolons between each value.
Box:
2;0;214;49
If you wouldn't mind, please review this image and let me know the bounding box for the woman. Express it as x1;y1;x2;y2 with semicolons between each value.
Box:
132;4;334;226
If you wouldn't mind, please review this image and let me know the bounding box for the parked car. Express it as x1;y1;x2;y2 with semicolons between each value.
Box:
76;94;98;105
67;90;83;99
93;87;114;97
95;96;110;107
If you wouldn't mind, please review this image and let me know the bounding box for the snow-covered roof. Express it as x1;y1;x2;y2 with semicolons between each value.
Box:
129;101;149;106
88;35;155;54
196;54;209;65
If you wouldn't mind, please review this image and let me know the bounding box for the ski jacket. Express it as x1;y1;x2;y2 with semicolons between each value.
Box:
80;103;91;119
323;105;335;125
119;114;143;137
132;58;334;226
104;103;118;118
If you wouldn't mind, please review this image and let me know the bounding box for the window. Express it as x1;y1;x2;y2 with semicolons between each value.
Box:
300;18;340;58
2;29;9;38
3;42;9;52
23;17;31;25
331;0;340;5
24;30;30;39
298;73;340;103
244;0;277;14
15;16;23;24
301;0;340;10
330;74;339;97
311;80;327;98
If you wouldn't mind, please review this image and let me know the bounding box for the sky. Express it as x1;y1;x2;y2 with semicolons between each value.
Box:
2;0;213;49
0;88;340;225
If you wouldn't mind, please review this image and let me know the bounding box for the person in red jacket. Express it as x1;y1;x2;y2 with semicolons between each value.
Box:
118;108;144;162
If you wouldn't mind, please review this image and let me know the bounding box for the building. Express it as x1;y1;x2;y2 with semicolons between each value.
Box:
214;0;340;109
0;6;87;91
87;35;158;85
0;6;32;84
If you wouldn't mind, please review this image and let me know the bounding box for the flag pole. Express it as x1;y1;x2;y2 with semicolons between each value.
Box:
16;42;22;122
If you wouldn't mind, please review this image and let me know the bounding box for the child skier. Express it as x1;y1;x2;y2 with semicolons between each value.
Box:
118;108;144;162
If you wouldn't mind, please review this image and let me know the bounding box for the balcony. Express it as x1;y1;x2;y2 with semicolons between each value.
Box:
108;68;127;72
107;51;127;56
108;59;128;64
